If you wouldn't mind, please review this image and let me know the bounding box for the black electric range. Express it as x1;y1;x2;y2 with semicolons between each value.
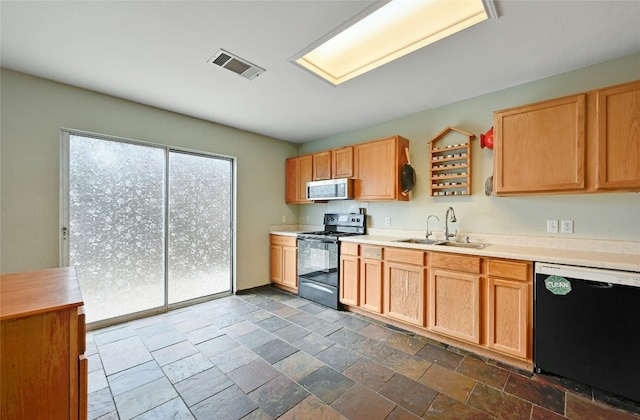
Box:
297;213;366;309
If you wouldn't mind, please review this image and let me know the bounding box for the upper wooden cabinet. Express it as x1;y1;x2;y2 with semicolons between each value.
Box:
494;94;587;195
332;146;354;179
355;135;410;201
285;154;313;204
285;136;409;203
594;81;640;190
494;80;640;196
313;151;332;180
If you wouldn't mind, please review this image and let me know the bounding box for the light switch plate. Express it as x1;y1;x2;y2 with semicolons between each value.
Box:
561;220;574;234
547;219;559;233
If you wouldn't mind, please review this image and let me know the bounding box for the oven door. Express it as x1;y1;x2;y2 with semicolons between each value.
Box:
297;238;338;287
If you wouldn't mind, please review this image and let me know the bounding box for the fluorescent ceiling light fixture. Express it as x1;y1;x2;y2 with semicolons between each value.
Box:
294;0;496;85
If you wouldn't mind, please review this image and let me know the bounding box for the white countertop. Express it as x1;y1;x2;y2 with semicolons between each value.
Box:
270;226;639;272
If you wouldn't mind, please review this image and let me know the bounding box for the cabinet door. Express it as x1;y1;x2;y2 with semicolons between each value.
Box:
384;262;425;326
355;136;409;201
429;269;481;344
285;158;298;204
494;94;586;195
360;258;383;313
340;254;359;306
285;155;313;203
313;151;332;180
282;246;298;288
595;81;640;190
270;244;283;283
332;146;354;178
487;278;528;358
298;155;313;202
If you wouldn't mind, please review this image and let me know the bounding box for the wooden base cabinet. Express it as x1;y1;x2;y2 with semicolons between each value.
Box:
359;246;383;313
270;235;297;291
486;259;532;359
429;268;481;344
384;248;426;327
1;267;87;420
339;241;534;370
339;242;359;306
428;253;482;344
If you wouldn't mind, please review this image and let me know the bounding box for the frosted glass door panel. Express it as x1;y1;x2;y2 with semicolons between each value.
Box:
168;152;232;303
69;135;165;323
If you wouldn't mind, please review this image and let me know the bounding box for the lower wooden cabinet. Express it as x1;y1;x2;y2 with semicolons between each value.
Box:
429;268;481;344
270;234;298;291
429;252;482;344
384;248;426;327
1;267;87;420
339;241;533;368
339;242;359;306
360;246;383;313
486;259;532;359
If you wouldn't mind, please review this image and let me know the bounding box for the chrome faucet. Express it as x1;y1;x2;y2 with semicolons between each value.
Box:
443;207;457;240
426;215;439;239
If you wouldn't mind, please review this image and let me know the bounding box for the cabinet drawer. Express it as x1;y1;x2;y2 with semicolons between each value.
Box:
385;247;425;266
270;235;297;247
361;246;383;260
341;242;359;256
488;259;530;282
431;252;481;274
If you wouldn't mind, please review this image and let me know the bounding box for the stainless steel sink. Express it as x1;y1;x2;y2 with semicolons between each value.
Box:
393;238;445;245
393;238;488;249
441;241;488;249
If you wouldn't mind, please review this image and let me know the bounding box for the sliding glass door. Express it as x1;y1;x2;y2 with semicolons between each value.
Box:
168;151;232;303
62;132;233;325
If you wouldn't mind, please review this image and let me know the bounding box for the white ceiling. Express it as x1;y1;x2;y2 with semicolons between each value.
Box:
2;1;639;143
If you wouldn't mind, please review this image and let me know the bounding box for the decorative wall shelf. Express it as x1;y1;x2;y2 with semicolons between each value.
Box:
428;126;476;196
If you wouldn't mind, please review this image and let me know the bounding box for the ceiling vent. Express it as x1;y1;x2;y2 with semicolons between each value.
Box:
208;49;265;80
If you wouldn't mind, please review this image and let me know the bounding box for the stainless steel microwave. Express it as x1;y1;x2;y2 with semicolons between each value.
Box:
306;178;354;201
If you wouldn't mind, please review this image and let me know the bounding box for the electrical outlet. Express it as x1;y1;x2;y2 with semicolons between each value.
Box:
281;215;286;223
561;220;574;234
306;216;310;223
385;217;391;227
546;219;558;233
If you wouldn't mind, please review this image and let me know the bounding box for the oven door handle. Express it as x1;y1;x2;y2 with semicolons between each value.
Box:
298;237;335;244
302;282;333;294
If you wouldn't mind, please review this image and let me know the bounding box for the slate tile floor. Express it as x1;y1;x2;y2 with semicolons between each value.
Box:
87;286;640;419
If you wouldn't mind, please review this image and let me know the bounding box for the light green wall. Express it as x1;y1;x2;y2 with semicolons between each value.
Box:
299;54;640;241
0;69;298;290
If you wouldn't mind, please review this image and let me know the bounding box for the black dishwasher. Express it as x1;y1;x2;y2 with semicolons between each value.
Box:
534;262;640;402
